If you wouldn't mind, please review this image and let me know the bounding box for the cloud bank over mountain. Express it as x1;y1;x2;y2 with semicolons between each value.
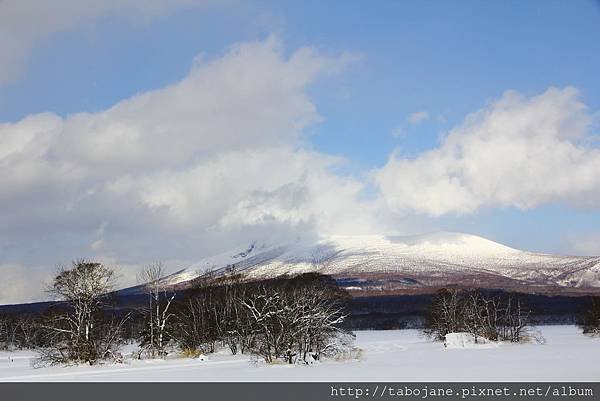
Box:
0;37;379;303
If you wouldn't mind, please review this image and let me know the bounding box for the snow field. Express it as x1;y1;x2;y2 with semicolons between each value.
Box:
0;325;598;381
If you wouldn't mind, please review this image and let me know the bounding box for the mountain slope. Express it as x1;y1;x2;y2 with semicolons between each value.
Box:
164;232;600;295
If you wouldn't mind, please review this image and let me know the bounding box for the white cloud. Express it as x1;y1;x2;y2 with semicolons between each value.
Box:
0;37;378;304
376;87;600;216
0;259;178;304
0;0;212;86
391;111;430;138
0;264;51;305
407;111;429;125
108;146;377;235
391;125;404;138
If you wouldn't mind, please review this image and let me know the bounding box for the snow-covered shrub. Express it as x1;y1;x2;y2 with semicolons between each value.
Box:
520;327;546;344
444;332;478;348
443;332;497;348
331;332;361;361
321;331;357;359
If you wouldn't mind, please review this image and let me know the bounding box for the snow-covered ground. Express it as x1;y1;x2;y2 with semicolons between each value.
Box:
0;325;598;381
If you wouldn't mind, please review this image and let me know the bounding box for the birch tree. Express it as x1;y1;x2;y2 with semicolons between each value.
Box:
137;263;175;358
38;260;127;365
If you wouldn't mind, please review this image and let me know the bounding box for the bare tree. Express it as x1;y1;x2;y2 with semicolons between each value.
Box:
579;296;600;336
240;285;283;363
240;274;351;364
424;288;537;344
0;314;42;350
283;275;349;363
37;260;127;365
16;316;36;348
423;288;463;340
168;273;352;363
501;296;531;342
0;315;8;350
137;263;176;359
172;291;217;354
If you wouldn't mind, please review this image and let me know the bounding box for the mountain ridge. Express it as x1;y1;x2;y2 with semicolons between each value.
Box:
160;232;600;296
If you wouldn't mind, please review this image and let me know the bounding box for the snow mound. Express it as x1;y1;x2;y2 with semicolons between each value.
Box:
444;332;495;349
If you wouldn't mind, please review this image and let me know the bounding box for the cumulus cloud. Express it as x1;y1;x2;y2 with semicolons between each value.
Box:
376;87;600;216
0;37;377;303
0;0;212;86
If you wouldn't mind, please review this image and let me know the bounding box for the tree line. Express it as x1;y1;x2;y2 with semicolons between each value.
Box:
4;261;600;364
170;270;353;364
0;260;354;366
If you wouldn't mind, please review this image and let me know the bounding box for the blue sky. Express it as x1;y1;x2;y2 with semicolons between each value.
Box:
4;1;600;125
0;0;599;302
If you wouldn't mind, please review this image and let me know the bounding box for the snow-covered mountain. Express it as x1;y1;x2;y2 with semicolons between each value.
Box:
163;232;600;295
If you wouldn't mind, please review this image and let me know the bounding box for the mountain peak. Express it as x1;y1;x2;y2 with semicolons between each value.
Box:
325;232;521;257
160;231;600;295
